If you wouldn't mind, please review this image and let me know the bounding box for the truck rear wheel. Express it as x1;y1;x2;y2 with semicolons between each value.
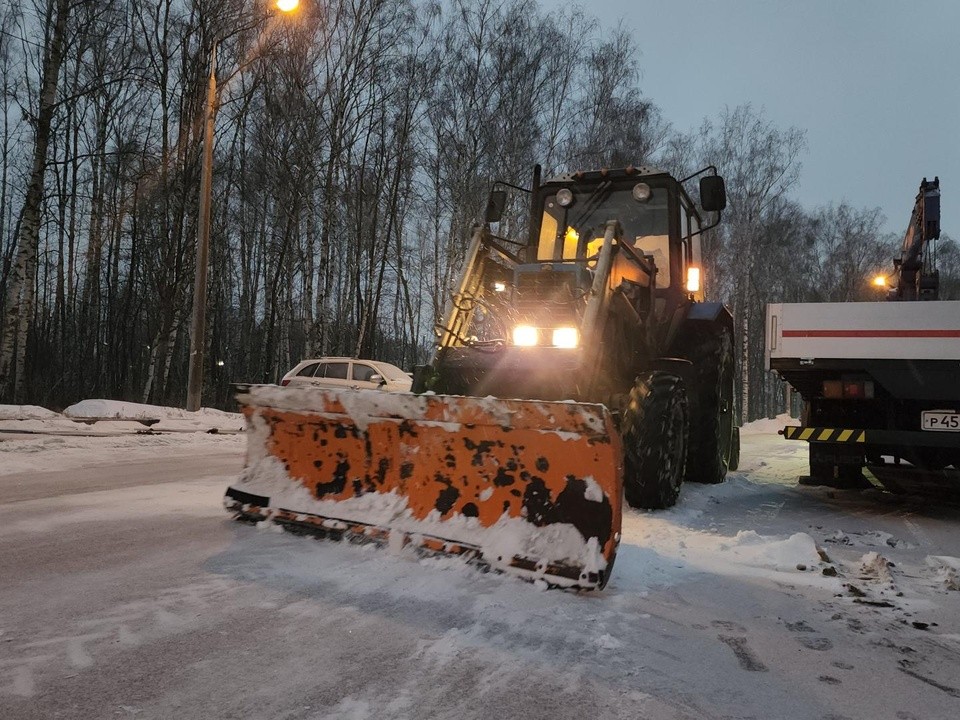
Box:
621;372;689;509
728;426;740;471
803;443;872;489
680;325;735;484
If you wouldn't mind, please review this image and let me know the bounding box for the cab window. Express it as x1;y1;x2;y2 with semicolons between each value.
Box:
537;187;670;288
537;202;560;260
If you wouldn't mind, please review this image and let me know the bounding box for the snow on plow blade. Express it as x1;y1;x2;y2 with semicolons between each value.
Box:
225;385;623;589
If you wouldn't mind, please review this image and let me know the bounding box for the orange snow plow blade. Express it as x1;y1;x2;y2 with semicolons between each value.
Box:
224;385;623;589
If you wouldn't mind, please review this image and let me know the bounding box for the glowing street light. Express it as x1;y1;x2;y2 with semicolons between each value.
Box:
186;1;300;412
872;275;889;288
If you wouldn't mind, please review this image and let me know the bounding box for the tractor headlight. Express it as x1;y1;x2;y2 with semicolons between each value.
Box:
552;327;579;348
556;188;574;207
686;266;701;293
513;325;539;346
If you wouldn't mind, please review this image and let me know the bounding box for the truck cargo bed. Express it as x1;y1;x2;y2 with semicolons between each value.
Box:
766;301;960;362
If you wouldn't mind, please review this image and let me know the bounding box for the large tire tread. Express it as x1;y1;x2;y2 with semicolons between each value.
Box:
676;325;735;485
621;372;689;510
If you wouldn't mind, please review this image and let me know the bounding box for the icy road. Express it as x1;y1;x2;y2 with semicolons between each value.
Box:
1;422;959;719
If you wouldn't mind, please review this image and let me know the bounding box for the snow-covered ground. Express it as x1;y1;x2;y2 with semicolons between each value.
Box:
1;408;959;719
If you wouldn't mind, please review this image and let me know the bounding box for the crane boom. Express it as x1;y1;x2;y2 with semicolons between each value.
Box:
891;177;940;301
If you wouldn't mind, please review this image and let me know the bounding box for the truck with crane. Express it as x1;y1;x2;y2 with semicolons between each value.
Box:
767;178;960;489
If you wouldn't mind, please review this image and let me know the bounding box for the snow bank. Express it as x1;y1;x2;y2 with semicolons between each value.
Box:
0;399;245;474
618;502;837;592
927;555;960;591
0;405;59;421
859;551;895;586
722;530;823;570
0;399;243;435
0;431;244;476
740;413;796;435
64;399;235;422
64;399;243;433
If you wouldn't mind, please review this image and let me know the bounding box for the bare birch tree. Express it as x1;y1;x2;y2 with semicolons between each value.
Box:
695;104;806;423
0;0;72;402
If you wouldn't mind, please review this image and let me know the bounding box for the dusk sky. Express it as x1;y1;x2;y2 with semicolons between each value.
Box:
539;0;959;239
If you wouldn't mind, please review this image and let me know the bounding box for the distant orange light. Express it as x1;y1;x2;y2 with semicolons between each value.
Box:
872;275;888;287
276;0;299;12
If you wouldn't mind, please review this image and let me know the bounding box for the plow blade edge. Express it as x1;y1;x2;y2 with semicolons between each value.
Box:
225;385;623;589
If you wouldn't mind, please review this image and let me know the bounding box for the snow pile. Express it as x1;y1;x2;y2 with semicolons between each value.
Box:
720;530;824;571
826;529;914;550
0;412;90;434
859;551;896;586
0;405;59;421
740;413;796;435
927;555;960;591
618;504;837;591
0;400;244;475
0;431;244;476
0;399;243;435
64;399;243;433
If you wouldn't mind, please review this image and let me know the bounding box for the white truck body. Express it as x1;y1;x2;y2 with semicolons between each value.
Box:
765;301;960;366
765;300;960;482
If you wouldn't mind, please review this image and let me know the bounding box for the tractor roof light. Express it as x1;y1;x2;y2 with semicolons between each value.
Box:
632;182;652;203
556;188;574;207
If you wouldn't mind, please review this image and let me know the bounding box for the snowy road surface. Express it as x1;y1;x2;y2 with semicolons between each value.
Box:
2;426;959;719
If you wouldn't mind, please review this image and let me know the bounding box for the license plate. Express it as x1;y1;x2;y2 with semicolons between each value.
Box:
922;411;960;432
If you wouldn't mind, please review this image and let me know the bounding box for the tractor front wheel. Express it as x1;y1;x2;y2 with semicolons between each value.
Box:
680;325;736;484
621;372;689;510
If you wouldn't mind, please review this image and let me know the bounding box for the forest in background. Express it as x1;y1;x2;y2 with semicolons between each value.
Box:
1;0;957;418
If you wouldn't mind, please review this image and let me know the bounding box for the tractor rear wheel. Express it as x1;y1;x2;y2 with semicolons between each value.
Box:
680;325;735;484
621;372;689;509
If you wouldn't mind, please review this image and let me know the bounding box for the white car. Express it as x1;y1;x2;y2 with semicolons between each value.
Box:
280;357;413;392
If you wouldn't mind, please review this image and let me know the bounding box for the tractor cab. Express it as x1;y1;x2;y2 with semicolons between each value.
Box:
486;166;725;309
526;167;724;300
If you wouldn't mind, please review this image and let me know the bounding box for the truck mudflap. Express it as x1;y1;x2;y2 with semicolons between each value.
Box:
783;426;867;443
783;425;960;449
225;385;623;589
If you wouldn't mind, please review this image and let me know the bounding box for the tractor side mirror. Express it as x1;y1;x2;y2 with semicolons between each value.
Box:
700;175;727;212
485;190;507;223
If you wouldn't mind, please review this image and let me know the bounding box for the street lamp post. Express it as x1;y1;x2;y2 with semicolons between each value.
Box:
186;43;218;412
185;1;300;412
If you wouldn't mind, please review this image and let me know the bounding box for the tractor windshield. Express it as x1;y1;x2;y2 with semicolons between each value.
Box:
537;186;671;287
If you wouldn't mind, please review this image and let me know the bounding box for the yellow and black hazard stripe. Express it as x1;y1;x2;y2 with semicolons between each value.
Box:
783;426;866;443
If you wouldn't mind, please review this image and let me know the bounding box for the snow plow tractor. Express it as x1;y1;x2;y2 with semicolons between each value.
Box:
225;164;737;589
